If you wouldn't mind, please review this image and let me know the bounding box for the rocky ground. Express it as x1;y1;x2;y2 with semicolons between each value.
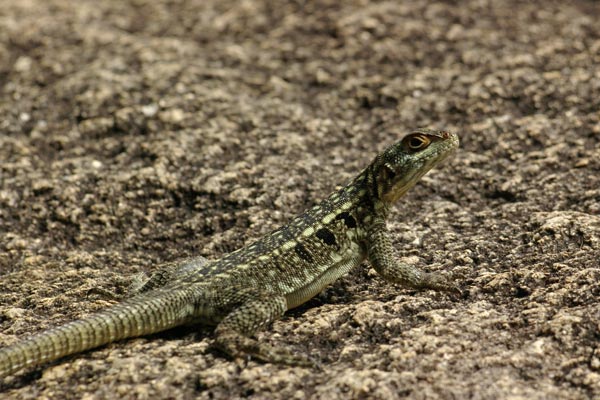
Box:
0;0;599;399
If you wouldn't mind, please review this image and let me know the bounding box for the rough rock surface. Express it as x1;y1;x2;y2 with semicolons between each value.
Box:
0;0;599;399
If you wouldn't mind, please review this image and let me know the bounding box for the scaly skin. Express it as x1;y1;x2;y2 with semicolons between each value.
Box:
0;128;459;377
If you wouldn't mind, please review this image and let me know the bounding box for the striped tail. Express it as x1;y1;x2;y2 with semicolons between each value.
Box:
0;290;193;377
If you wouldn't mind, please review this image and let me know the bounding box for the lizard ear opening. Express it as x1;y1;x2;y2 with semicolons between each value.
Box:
376;163;398;200
383;164;396;180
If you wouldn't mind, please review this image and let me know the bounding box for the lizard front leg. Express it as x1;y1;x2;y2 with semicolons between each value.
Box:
366;219;460;294
213;291;314;367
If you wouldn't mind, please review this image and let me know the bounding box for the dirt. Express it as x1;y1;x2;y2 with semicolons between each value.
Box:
0;0;599;399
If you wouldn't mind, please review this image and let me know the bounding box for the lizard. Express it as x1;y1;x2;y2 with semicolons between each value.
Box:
0;128;459;378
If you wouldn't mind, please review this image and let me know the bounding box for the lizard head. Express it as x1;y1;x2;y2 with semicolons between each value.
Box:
373;129;459;204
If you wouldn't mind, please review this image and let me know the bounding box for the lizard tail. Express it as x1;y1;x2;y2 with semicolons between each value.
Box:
0;290;192;377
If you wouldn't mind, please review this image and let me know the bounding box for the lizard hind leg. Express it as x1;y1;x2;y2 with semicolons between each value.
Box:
129;256;210;295
213;293;314;368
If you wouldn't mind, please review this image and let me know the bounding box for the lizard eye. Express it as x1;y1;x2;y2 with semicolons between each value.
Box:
405;134;431;151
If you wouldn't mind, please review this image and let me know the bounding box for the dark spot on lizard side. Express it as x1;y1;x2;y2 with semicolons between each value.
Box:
294;243;313;263
335;212;357;228
316;228;337;246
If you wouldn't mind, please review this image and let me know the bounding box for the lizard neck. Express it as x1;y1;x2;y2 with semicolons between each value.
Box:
350;165;392;223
